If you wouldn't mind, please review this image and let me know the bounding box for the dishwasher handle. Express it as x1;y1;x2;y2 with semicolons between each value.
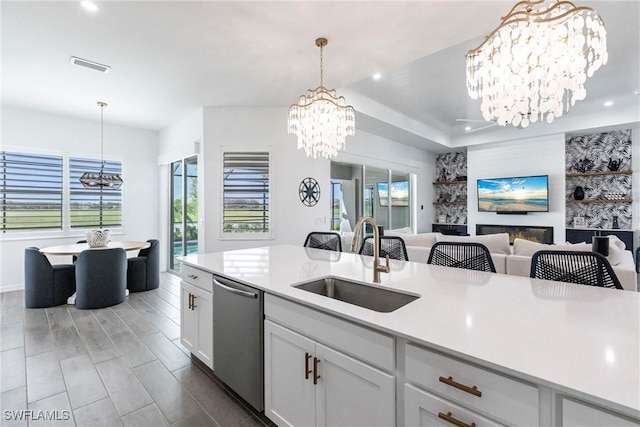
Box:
213;278;258;299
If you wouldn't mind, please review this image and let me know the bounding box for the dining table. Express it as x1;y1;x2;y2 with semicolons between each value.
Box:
39;240;151;304
39;240;151;256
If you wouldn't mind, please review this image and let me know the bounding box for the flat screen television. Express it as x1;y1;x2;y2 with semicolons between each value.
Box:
477;175;549;213
377;181;409;207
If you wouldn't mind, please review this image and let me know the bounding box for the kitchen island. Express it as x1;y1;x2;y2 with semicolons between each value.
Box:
180;244;640;426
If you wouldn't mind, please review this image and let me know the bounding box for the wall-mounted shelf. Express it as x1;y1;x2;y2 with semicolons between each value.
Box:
566;170;632;178
566;199;632;204
433;180;467;185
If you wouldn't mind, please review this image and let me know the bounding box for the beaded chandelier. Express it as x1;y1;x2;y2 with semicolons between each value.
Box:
288;38;355;159
466;0;607;128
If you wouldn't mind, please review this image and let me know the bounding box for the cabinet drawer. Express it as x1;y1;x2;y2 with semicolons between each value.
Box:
405;383;503;427
265;294;394;372
405;343;538;426
181;264;213;292
562;398;639;427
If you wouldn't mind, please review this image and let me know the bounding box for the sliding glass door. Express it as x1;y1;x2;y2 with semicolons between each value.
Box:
170;156;198;273
330;162;411;235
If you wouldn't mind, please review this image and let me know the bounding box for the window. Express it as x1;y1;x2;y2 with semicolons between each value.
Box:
0;149;122;233
222;151;270;237
69;158;122;228
1;151;63;232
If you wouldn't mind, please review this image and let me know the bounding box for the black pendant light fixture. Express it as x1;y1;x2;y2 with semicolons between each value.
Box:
79;101;123;189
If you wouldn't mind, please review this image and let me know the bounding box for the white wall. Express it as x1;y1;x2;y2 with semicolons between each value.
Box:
467;134;566;243
0;106;160;291
173;106;437;254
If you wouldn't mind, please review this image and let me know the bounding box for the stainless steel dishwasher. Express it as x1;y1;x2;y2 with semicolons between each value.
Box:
212;275;264;411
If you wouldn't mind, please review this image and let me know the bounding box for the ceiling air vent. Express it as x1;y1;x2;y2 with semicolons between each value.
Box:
69;56;111;73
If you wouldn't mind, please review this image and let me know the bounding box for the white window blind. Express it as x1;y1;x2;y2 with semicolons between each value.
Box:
69;158;122;228
222;151;270;235
0;151;63;231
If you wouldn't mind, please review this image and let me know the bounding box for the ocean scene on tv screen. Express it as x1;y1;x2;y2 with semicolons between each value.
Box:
477;176;548;212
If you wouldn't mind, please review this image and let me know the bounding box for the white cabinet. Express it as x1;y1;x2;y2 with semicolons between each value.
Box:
265;320;395;427
404;383;503;427
404;343;538;426
561;398;639;427
264;294;395;427
180;264;213;369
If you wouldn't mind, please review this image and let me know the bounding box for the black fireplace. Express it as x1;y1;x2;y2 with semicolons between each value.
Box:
476;224;554;244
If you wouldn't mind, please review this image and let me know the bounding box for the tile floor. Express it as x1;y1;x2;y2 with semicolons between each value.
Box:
0;273;274;427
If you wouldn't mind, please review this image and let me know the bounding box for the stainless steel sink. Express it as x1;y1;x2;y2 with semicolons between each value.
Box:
292;276;419;313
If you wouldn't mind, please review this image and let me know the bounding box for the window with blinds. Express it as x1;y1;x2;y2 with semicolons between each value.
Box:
222;151;270;236
0;151;63;231
69;158;123;228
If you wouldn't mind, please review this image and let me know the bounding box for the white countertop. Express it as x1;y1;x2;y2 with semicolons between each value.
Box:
180;244;640;417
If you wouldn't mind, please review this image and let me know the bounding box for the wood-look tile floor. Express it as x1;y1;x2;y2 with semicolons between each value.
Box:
0;273;274;427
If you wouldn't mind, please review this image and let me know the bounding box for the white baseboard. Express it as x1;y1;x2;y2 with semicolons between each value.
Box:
1;284;25;293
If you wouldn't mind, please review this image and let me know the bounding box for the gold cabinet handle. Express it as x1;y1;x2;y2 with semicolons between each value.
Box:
305;352;312;380
187;274;198;280
439;376;482;397
438;411;476;427
313;357;321;385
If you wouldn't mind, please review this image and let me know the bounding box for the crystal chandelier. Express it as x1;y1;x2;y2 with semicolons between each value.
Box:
80;102;123;189
288;38;355;159
466;0;607;128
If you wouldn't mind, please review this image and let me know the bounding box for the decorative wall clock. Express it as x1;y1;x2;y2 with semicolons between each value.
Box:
299;177;320;207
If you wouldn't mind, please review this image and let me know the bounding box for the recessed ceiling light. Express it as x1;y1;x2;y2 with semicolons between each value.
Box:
70;56;110;73
464;126;472;131
372;73;381;81
604;101;614;107
80;1;98;12
634;89;640;96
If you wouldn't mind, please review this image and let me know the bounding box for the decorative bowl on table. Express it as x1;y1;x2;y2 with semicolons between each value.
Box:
85;229;111;247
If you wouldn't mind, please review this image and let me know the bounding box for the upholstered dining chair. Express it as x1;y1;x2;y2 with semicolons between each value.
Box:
75;248;127;309
126;239;160;292
24;247;76;308
359;236;409;261
303;232;342;252
427;241;496;273
530;250;623;290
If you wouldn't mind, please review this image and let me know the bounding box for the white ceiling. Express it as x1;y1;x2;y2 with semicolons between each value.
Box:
2;1;639;152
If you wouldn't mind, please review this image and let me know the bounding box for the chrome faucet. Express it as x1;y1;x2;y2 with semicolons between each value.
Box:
351;216;390;283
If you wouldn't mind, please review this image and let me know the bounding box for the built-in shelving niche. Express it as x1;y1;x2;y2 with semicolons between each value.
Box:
565;129;632;229
433;152;467;225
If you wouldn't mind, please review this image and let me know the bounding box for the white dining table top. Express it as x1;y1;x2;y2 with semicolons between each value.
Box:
40;240;150;256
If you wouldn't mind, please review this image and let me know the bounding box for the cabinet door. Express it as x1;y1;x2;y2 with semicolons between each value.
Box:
562;398;639;427
194;287;213;369
264;320;315;427
315;343;395;427
180;282;198;353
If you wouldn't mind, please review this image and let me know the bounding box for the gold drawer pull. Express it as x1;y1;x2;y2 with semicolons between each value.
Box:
438;411;476;427
439;376;482;397
187;274;198;280
305;352;312;380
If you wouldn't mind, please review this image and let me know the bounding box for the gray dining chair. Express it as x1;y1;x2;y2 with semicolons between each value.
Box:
127;239;160;292
75;248;127;309
24;247;76;308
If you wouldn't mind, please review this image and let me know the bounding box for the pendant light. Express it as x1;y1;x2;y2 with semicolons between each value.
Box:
79;101;123;189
